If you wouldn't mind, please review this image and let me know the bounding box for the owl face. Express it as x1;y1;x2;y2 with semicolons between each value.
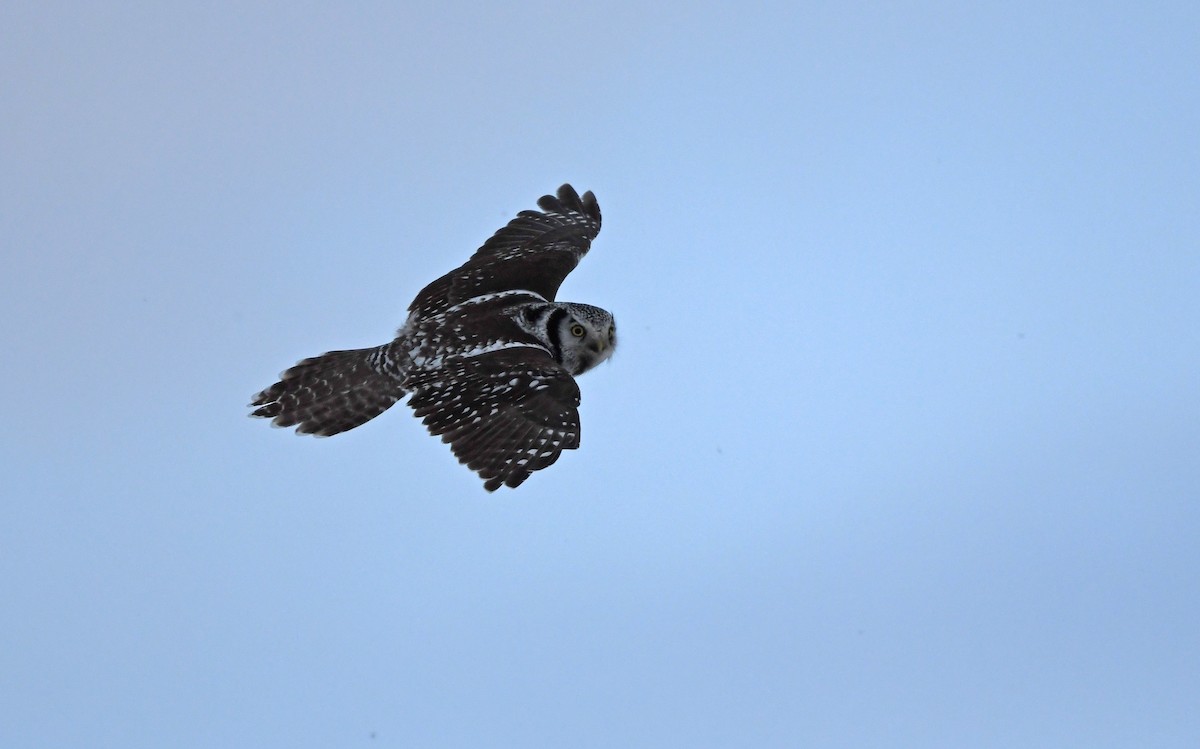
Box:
556;303;616;376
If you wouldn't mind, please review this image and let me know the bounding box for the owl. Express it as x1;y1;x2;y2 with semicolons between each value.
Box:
249;184;616;491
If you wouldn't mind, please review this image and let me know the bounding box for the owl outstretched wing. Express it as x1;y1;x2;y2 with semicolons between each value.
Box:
405;347;582;491
409;184;602;317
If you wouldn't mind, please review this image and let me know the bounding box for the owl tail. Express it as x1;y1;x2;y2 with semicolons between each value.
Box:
249;345;407;437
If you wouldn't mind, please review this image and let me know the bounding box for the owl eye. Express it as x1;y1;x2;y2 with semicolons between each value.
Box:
570;324;586;337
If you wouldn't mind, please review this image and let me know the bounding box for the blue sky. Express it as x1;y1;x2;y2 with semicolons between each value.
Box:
2;2;1198;746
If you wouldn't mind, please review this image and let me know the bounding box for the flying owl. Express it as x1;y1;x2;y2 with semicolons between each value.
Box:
249;184;615;491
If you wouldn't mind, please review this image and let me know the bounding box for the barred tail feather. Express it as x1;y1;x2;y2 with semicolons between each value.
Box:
249;346;405;437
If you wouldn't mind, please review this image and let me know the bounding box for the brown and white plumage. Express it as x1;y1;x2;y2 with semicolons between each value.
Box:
249;184;615;491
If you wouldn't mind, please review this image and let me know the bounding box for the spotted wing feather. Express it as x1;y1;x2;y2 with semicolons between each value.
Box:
406;348;582;491
410;184;602;316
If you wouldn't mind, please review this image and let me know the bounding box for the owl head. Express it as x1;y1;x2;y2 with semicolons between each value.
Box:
555;302;616;376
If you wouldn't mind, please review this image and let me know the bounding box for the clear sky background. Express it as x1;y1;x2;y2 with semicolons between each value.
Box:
2;2;1198;747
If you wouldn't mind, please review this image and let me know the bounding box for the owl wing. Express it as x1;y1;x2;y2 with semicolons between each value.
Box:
405;347;582;491
410;184;602;316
